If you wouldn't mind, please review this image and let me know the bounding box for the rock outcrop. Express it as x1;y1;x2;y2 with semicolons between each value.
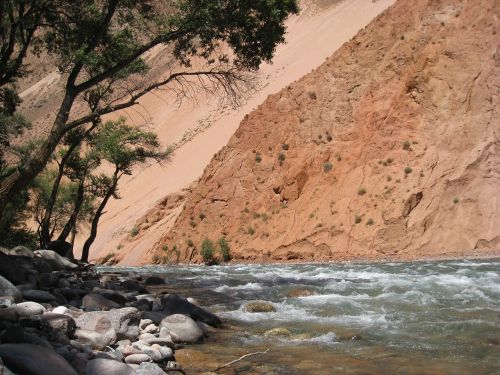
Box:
150;0;500;263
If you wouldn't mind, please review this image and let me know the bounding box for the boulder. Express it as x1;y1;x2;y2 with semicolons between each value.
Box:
0;343;77;375
10;246;34;258
160;294;221;327
76;307;140;341
141;336;175;349
120;280;147;293
159;314;204;343
82;293;120;310
13;301;46;317
34;250;78;271
41;313;76;340
22;289;57;303
131;342;162;362
144;276;165;285
0;252;32;285
0;275;22;304
136;362;168;375
151;344;174;361
74;328;116;350
124;353;152;364
243;301;276;313
84;358;135;375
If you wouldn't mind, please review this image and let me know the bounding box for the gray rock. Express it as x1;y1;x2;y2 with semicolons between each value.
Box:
151;344;173;361
159;314;204;343
142;323;158;334
74;328;116;350
243;301;276;313
125;353;152;364
34;250;78;271
140;319;154;329
76;307;140;341
10;246;34;258
22;289;57;302
131;342;162;362
41;313;76;340
13;301;46;317
82;293;120;310
122;345;143;357
52;305;69;314
136;362;168;375
84;358;135;375
0;343;77;375
141;336;175;349
0;275;22;303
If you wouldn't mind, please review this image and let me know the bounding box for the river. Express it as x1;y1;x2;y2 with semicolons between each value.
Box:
101;259;500;374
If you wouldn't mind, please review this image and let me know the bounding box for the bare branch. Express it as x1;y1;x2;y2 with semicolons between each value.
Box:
214;348;270;372
65;68;254;131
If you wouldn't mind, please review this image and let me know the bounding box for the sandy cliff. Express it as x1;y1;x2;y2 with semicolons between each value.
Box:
142;0;499;264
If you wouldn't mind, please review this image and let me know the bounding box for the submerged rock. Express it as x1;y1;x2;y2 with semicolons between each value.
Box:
243;301;276;313
286;288;317;298
0;343;77;375
263;328;292;337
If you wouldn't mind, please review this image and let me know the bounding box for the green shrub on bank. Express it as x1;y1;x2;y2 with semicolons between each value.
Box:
218;236;231;262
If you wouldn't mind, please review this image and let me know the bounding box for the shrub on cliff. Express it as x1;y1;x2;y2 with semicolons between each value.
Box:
201;238;217;265
218;237;231;262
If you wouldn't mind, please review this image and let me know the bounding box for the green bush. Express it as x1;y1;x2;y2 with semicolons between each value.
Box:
200;238;217;265
323;162;333;172
281;143;289;150
402;140;411;150
247;226;255;235
357;187;366;196
404;166;413;174
131;226;139;236
354;215;362;224
278;152;286;165
218;236;231;262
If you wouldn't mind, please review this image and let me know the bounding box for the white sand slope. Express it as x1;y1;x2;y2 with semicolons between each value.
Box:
79;0;396;264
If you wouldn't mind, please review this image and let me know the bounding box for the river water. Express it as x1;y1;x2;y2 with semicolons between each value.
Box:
102;259;500;374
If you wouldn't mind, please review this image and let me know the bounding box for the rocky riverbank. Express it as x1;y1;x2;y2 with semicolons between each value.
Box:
0;245;223;375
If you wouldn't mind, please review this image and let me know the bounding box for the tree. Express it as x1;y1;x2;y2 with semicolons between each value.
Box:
0;0;299;220
80;118;169;262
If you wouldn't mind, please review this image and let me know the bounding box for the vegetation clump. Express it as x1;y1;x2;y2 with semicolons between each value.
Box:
278;152;286;165
404;166;413;175
218;236;231;262
403;140;411;150
200;238;217;265
358;187;367;196
323;162;333;172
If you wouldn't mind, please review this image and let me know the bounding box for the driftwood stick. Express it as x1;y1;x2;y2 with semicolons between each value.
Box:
214;348;270;372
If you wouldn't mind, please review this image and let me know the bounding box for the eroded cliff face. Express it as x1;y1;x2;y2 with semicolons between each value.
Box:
145;0;499;263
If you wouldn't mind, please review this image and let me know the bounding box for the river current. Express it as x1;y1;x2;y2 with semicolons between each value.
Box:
101;259;500;374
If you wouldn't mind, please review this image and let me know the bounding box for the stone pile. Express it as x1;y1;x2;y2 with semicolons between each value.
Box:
0;245;222;374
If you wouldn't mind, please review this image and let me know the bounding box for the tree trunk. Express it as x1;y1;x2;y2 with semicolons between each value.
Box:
57;172;86;243
80;168;119;263
39;141;79;247
0;92;76;220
